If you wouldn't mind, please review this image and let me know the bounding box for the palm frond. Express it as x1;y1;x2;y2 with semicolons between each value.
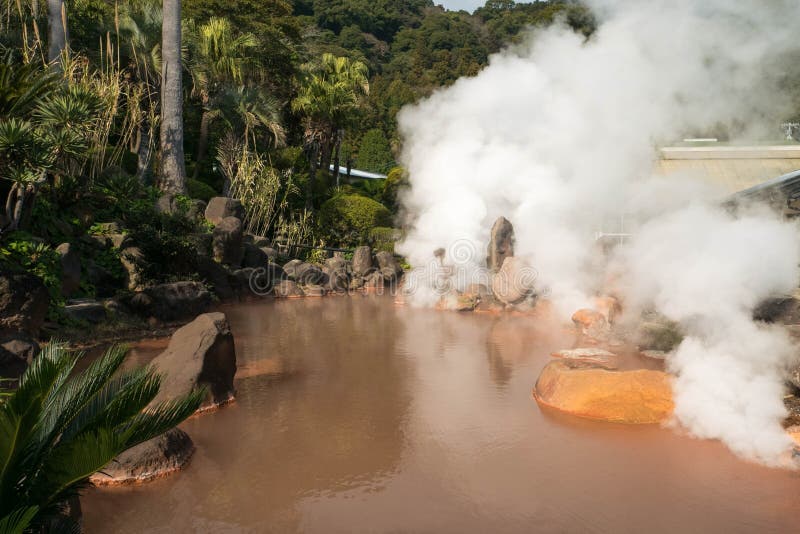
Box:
0;507;38;534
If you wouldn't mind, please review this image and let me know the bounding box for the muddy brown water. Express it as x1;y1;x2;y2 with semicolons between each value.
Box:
81;295;800;533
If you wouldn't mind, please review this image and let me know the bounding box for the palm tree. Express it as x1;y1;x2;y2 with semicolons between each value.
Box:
221;85;285;151
159;0;186;194
0;343;203;532
185;17;257;181
117;0;164;182
292;54;369;207
47;0;68;66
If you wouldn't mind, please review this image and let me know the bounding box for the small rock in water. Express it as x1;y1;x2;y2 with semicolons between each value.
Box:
90;428;194;486
274;280;304;298
571;308;607;331
640;350;668;360
303;284;325;297
551;348;620;370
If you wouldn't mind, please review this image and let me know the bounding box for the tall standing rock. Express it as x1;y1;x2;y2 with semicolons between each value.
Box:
205;197;244;225
150;312;237;411
56;243;81;297
486;216;515;272
212;216;244;266
491;256;534;305
0;272;49;337
352;246;374;277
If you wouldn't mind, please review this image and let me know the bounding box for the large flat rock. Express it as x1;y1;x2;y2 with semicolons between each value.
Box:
90;428;194;486
534;360;673;424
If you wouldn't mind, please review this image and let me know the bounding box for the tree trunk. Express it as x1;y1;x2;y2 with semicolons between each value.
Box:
192;108;211;181
306;143;318;211
135;117;153;183
332;136;341;188
319;126;334;185
159;0;187;194
47;0;68;66
4;183;33;232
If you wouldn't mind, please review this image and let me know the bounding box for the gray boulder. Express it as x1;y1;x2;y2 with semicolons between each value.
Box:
486;216;515;272
293;263;325;285
274;280;304;298
491;256;535;305
248;263;286;295
196;256;235;301
242;243;269;269
323;262;349;292
325;256;350;273
155;193;179;215
754;296;800;325
150;312;237;410
130;281;213;322
0;271;49;337
260;247;279;262
90;428;194;486
187;199;207;220
205;197;244;225
56;243;81;297
232;268;256;295
303;284;325;297
212;216;244;266
120;247;146;291
0;335;39;378
282;259;303;280
363;271;385;289
64;299;107;323
375;251;402;282
85;261;118;298
108;233;132;249
352;246;374;277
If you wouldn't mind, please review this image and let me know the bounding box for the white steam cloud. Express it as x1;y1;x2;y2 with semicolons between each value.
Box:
396;0;800;464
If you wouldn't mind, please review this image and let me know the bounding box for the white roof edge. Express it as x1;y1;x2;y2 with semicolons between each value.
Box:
328;165;387;179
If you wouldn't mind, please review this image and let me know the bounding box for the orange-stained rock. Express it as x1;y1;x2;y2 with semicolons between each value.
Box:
787;425;800;448
571;308;607;330
551;348;620;369
533;360;673;424
593;296;622;324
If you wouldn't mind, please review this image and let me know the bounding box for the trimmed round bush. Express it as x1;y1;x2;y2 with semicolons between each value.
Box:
319;194;392;247
187;179;217;202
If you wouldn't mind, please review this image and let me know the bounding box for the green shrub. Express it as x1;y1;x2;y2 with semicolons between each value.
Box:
368;226;399;253
187;178;217;202
381;166;408;212
0;232;62;305
318;194;392;248
356;128;395;173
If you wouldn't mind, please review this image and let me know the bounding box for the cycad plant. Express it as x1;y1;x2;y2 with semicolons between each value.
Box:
0;343;204;533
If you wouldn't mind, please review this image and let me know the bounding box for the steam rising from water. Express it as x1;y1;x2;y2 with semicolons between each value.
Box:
396;0;800;464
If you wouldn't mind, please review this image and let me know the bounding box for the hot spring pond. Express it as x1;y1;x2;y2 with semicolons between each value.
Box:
82;295;800;533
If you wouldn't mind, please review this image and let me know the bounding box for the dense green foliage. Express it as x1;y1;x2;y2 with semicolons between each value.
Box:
356;128;394;173
318;193;392;247
0;343;204;531
0;1;600;252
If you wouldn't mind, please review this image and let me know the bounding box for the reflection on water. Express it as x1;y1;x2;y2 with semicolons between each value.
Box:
82;296;800;533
